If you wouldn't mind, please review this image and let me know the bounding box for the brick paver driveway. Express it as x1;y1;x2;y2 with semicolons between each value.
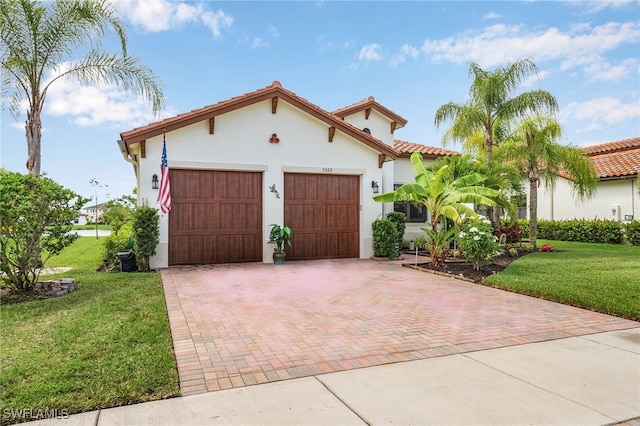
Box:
160;259;637;395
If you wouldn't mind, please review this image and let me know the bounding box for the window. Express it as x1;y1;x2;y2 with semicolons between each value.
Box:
393;184;428;223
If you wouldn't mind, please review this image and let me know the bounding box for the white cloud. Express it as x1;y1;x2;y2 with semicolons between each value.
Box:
420;21;640;72
39;64;175;129
200;9;233;38
268;26;280;38
317;36;356;52
250;38;269;49
584;58;638;82
358;43;382;62
483;12;502;19
114;0;232;38
561;97;640;131
390;44;419;67
573;0;638;14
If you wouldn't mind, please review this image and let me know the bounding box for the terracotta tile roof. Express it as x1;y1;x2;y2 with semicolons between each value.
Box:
583;137;640;179
120;81;398;159
333;96;408;129
393;139;460;159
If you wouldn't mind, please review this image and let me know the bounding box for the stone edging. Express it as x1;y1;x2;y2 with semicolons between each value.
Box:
34;278;77;297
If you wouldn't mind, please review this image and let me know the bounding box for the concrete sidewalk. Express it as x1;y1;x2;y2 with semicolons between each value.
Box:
28;328;639;426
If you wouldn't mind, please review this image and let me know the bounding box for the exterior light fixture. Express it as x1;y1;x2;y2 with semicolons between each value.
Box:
371;180;379;194
152;174;159;189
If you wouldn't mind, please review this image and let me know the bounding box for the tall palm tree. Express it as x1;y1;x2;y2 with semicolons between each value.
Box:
0;0;164;175
374;152;498;264
434;59;558;164
496;115;597;250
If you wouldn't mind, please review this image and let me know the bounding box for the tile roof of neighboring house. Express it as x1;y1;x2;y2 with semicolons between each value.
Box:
583;137;640;179
333;96;408;129
393;140;460;159
120;81;399;160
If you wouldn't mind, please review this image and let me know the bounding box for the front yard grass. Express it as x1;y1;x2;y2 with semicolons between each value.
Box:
484;240;640;321
0;237;179;424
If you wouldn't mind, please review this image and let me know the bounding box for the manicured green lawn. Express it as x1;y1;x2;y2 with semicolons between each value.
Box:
485;240;640;321
0;238;179;422
71;224;110;230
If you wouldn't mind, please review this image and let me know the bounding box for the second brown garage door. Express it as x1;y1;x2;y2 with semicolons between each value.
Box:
284;173;359;260
168;169;262;265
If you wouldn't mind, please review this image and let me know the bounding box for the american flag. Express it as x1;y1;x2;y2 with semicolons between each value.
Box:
157;134;171;214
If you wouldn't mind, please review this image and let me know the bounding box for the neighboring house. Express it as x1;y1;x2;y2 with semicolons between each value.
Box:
73;214;88;226
534;137;639;222
118;81;457;268
82;202;108;223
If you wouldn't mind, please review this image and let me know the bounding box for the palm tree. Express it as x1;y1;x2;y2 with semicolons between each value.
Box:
0;0;164;175
374;152;498;264
434;59;558;164
496;115;597;250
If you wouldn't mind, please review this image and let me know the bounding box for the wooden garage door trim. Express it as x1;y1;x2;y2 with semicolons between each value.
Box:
284;173;359;260
169;169;262;265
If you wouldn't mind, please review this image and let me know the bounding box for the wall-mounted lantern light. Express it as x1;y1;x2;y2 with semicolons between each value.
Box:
152;174;159;189
371;180;379;194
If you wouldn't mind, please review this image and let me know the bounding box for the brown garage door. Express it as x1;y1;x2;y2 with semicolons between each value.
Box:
284;173;359;260
169;169;262;265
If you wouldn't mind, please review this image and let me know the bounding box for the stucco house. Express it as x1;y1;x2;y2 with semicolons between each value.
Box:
533;137;639;222
118;81;456;268
82;202;108;223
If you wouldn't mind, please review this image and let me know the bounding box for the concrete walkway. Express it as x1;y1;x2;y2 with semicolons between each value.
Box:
28;328;640;425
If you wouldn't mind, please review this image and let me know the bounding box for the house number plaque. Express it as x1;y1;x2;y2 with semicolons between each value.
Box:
322;168;333;173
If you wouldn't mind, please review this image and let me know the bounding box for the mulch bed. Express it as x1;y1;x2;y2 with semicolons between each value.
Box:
404;249;531;283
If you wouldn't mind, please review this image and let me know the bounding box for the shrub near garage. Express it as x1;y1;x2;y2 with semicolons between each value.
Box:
372;219;398;258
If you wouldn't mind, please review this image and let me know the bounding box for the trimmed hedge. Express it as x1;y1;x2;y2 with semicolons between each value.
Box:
372;219;398;258
625;221;640;246
386;211;407;246
515;218;624;244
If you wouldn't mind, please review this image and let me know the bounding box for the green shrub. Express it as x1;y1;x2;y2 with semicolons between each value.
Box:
0;171;87;290
536;219;623;244
386;212;406;247
102;221;134;264
516;219;529;239
372;219;398;258
456;215;499;270
625;221;640;246
132;206;160;272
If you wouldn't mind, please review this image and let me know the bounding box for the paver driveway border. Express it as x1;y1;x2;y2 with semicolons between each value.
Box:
160;259;638;396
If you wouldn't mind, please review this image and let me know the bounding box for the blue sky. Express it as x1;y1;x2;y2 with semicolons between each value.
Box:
1;0;639;205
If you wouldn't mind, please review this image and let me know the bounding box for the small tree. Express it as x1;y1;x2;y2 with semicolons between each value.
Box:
0;170;87;291
104;194;135;236
131;205;159;272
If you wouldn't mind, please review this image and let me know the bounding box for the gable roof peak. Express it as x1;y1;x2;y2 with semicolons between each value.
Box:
271;80;282;88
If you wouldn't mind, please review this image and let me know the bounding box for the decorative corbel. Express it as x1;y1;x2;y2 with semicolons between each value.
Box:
272;96;278;114
328;126;336;142
378;154;385;168
209;117;215;134
365;107;371;120
390;121;397;134
140;140;146;158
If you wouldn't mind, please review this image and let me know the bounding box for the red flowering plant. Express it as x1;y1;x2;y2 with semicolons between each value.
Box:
540;243;553;252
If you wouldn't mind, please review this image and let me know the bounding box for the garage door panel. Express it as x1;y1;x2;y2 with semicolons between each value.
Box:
284;173;359;260
169;170;262;265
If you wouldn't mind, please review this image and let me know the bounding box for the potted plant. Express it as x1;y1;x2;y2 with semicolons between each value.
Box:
268;224;292;265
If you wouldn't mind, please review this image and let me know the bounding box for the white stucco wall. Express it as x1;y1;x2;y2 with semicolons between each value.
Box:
532;176;638;222
342;109;395;146
136;99;387;269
